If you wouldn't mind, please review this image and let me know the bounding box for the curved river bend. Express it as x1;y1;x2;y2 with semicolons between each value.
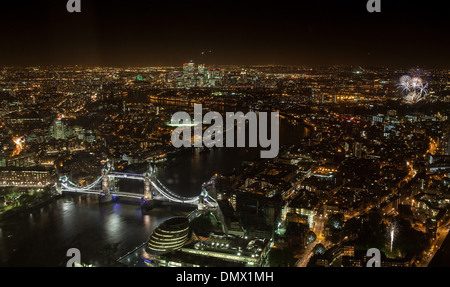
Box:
0;120;309;266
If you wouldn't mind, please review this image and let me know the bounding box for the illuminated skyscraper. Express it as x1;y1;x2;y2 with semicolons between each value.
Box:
198;64;206;86
198;64;206;75
53;119;67;140
183;61;196;87
206;68;223;87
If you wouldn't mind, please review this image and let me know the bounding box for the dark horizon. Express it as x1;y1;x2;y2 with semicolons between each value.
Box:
0;0;449;68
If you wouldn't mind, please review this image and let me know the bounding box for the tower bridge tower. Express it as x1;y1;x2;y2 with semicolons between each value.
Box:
143;171;154;201
100;163;113;202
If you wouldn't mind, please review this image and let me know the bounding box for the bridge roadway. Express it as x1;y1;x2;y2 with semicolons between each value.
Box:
58;167;204;207
61;187;198;205
59;167;227;238
109;172;145;181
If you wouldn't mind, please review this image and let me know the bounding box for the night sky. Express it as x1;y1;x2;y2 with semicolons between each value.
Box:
0;0;448;67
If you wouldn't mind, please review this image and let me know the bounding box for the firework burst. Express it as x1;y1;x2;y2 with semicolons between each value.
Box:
397;70;429;104
387;221;399;253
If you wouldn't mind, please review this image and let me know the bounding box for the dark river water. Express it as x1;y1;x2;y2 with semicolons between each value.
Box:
0;119;309;267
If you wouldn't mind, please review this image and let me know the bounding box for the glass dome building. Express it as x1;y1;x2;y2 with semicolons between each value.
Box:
145;217;191;255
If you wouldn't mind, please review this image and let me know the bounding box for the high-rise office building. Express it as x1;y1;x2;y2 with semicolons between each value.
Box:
198;64;206;75
198;64;206;86
53;119;67;140
183;61;196;87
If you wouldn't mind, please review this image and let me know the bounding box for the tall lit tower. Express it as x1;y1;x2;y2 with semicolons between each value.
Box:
198;64;206;75
183;61;196;87
198;64;206;86
53;119;66;140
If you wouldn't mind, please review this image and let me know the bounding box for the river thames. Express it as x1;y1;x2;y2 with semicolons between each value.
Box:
0;118;309;266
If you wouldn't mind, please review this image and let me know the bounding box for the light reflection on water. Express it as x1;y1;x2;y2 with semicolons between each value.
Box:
0;119;308;266
0;195;191;267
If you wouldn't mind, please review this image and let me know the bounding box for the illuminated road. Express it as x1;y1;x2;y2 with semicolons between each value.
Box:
419;224;450;267
296;240;320;267
296;214;328;267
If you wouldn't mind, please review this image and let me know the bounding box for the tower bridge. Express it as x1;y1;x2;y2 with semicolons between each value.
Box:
57;162;218;211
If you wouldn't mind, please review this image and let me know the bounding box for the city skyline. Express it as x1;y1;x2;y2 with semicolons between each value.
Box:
1;61;450;268
1;0;450;270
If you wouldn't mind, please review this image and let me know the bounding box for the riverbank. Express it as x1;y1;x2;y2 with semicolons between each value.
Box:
0;194;62;221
